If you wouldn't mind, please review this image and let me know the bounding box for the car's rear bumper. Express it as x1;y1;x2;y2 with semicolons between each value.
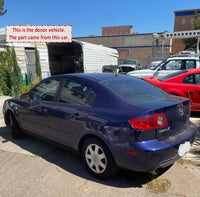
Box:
109;122;197;173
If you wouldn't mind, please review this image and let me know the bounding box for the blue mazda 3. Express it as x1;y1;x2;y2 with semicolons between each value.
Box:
3;73;197;179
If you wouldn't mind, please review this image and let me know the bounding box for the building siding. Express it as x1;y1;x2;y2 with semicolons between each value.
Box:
75;33;171;67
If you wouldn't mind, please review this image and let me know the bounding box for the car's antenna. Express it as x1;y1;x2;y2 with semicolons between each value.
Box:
114;68;119;76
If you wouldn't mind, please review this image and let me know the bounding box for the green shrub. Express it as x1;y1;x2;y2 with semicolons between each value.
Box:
20;77;40;94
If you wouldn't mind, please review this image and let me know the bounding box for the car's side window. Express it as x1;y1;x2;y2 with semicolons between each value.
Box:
30;79;60;102
195;74;200;85
163;60;182;70
59;80;97;106
183;74;195;84
185;60;196;69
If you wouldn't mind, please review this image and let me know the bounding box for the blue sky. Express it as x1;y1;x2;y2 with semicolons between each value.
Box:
0;0;199;37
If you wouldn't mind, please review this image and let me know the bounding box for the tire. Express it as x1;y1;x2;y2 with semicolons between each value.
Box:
81;137;117;180
9;112;22;139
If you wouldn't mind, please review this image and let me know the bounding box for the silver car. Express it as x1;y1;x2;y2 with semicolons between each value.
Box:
127;56;199;78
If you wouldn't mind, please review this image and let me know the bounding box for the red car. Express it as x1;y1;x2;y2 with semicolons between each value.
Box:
143;69;200;111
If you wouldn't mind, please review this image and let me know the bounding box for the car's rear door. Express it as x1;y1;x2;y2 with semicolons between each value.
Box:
46;79;97;148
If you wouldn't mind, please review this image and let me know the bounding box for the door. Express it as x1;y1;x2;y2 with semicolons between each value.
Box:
47;79;97;148
153;59;182;78
25;48;37;82
19;78;61;137
183;73;200;111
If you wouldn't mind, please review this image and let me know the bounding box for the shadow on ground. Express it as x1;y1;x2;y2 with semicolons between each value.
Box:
190;112;200;142
191;112;200;127
0;125;168;188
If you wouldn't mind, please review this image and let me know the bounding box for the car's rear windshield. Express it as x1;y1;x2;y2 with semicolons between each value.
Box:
159;70;188;81
100;77;167;104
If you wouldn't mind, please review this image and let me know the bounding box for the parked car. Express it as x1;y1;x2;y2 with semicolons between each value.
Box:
3;73;197;179
128;55;200;78
102;65;118;73
143;69;200;112
119;59;140;73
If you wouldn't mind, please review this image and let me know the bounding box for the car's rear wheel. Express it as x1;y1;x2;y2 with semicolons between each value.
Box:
9;112;22;139
81;137;117;180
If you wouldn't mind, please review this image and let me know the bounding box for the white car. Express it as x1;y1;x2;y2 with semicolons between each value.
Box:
119;59;140;73
127;56;200;78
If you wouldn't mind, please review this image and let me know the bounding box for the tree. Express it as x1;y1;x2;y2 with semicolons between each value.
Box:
35;46;42;80
0;47;12;95
0;47;22;96
11;47;22;96
183;11;200;50
0;0;7;16
193;12;200;29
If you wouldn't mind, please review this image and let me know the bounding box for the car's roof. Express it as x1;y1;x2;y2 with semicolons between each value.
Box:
123;59;138;61
51;73;131;83
168;56;199;60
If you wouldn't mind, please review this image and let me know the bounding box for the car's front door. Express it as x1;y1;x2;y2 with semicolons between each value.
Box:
19;78;61;137
153;60;182;78
183;73;200;111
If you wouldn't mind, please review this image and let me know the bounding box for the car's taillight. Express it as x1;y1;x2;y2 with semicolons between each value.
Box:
129;113;168;130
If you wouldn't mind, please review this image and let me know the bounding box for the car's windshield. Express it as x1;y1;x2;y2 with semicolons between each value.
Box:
123;60;137;65
150;59;167;70
100;77;167;104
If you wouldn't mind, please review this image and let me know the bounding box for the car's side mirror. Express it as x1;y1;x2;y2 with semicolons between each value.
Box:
20;93;30;101
157;66;165;71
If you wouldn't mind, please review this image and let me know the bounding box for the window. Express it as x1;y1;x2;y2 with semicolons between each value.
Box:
190;18;194;25
183;75;195;84
185;60;196;69
100;77;167;104
181;18;186;25
30;79;60;101
59;80;97;106
163;60;182;70
159;70;188;81
195;74;200;85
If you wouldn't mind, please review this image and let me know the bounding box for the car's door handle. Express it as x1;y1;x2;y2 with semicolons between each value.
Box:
39;108;48;114
72;113;79;120
43;108;48;113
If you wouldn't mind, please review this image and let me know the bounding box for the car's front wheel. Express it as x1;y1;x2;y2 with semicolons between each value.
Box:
81;137;117;180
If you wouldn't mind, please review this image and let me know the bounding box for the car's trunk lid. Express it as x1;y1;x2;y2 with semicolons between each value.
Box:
130;96;190;140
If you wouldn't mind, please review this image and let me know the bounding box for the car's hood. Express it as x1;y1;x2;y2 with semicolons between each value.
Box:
119;64;136;68
127;69;154;78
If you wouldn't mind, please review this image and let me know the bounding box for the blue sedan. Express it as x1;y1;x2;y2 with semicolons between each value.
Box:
3;73;197;179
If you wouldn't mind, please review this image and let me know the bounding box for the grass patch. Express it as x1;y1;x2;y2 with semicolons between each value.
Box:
147;178;171;193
